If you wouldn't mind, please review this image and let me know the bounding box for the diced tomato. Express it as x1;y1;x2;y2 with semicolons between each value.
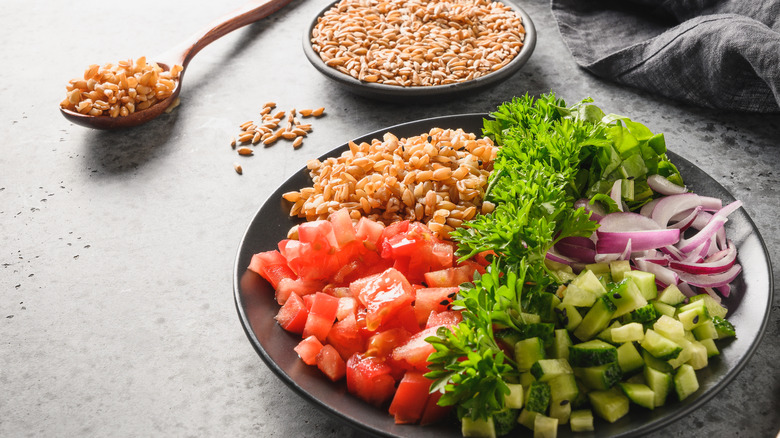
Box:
423;263;479;287
388;371;433;424
378;303;421;335
326;313;365;361
379;220;410;257
294;335;324;365
420;389;452;425
475;250;496;267
298;220;339;249
365;328;412;359
275;292;309;334
391;326;441;370
303;292;340;341
355;217;385;249
275;277;325;305
281;236;341;281
316;344;346;381
346;353;397;407
303;293;315;310
329;208;357;248
425;310;462;329
336;296;357;321
248;250;295;289
413;287;458;326
349;268;415;331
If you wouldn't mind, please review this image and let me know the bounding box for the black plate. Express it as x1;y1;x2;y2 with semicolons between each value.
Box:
302;1;536;103
233;114;773;438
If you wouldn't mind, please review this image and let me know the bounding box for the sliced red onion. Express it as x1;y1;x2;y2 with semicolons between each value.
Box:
651;193;702;228
677;201;742;253
636;258;680;286
717;284;732;298
661;244;685;261
599;212;666;232
677;282;697;297
676;264;742;288
647;174;688;195
546;249;573;265
640;198;661;218
689;211;713;230
669;244;736;274
703;287;723;304
698;196;724;211
597;228;680;253
555;237;597;264
668;206;702;231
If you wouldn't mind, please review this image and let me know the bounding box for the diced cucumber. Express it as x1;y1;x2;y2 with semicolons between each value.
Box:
515;337;546;372
562;270;606;307
493;409;519;436
611;322;645;343
617;341;644;374
641;348;674;373
652;316;685;341
549;329;573;360
573;296;617;341
618;382;655;409
652;301;677;318
546;259;577;284
522;312;542;324
531;359;573;382
462;416;496;438
549;397;571;425
666;337;693;369
640;329;682;361
596;320;622;344
677;300;710;330
643;365;672;407
656;284;686;306
699;338;720;357
692;319;718;340
554;303;582;332
588;387;630;423
684;339;709;370
609;260;631;282
586;262;611;276
624;270;657;300
569;409;594;432
526;381;551;414
688;294;728;319
673;363;699;401
517;409;539;430
712;316;736;338
533;414;558;438
505;383;525;409
548;374;579;406
625;303;660;324
569;339;618;367
607;278;647;318
624;373;646;384
574;362;623;390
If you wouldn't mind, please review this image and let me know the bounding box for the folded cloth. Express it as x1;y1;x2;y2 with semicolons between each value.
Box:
551;0;780;112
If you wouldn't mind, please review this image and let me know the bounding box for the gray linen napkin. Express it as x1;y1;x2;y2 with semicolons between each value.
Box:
551;0;780;112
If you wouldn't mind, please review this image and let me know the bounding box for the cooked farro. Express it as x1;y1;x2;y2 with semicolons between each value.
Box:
284;127;497;239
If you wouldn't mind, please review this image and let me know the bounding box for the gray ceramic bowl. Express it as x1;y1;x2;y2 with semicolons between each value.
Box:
302;0;537;102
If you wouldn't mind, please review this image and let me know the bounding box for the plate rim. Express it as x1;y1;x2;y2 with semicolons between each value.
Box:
233;113;774;438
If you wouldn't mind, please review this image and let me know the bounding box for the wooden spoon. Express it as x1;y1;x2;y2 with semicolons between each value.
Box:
60;0;293;130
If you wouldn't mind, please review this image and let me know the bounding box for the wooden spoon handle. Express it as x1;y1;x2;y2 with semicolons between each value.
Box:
160;0;294;68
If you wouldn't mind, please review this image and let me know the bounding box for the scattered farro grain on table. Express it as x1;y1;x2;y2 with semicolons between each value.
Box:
282;127;497;239
60;57;183;118
311;0;525;87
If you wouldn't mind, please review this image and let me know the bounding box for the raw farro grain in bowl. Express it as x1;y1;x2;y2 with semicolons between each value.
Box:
310;0;526;88
282;127;497;240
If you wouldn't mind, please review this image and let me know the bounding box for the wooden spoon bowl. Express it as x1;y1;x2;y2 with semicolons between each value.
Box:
60;0;293;130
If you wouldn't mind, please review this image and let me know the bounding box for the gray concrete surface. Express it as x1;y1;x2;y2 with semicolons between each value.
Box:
1;0;778;437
